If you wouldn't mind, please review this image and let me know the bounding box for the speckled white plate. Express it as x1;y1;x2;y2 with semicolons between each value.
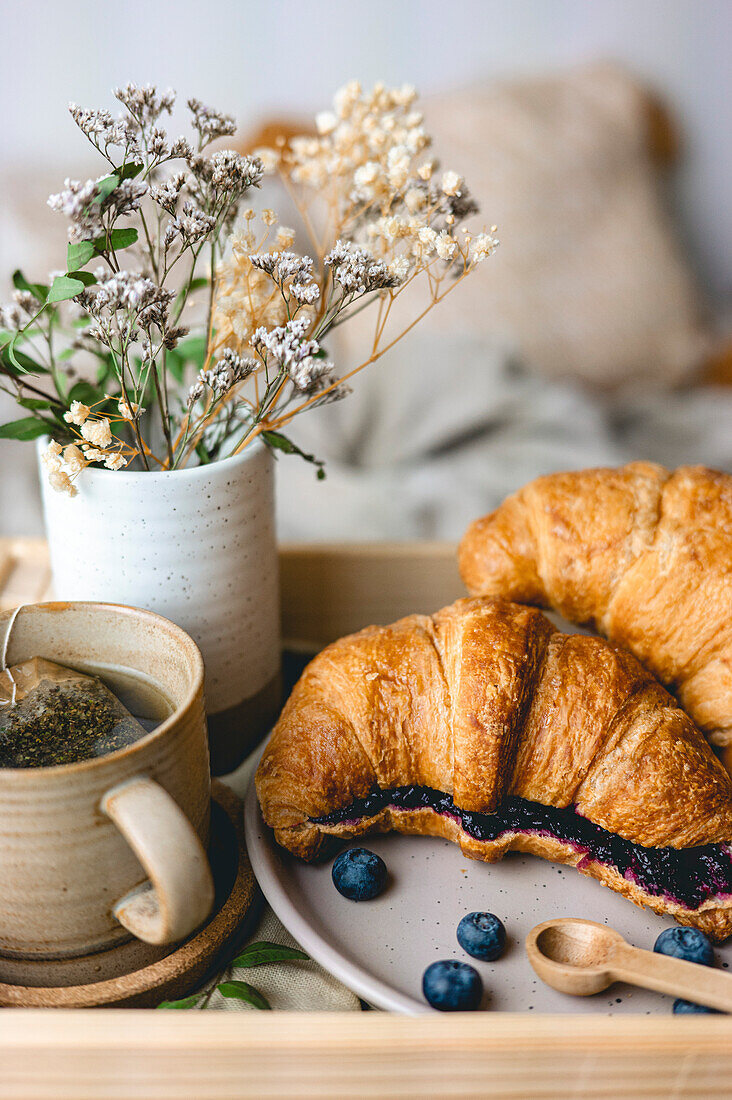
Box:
244;762;732;1015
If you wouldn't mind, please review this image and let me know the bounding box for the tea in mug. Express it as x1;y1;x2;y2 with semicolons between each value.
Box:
0;658;151;768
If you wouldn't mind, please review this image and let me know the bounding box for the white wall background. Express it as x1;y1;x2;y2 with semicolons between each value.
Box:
0;0;730;303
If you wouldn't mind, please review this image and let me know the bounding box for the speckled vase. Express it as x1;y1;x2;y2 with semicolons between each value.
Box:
38;441;281;773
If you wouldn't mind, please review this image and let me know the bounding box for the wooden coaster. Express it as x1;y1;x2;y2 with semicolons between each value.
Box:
0;781;259;1007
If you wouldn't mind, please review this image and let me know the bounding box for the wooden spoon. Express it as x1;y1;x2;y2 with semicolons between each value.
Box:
526;918;732;1013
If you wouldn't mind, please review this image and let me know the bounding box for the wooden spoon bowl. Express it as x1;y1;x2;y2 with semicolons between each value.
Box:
527;917;732;1012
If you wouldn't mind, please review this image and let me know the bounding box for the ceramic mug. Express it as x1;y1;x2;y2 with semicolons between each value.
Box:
0;602;214;960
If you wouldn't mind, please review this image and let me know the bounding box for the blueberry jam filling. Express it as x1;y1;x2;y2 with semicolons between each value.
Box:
312;786;732;910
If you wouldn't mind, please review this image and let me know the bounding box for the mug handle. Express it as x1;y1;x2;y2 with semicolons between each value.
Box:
101;776;215;945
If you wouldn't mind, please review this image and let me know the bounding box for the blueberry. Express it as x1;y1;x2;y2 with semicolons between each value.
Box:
331;847;387;901
457;911;506;961
673;997;719;1014
422;960;483;1011
654;927;714;967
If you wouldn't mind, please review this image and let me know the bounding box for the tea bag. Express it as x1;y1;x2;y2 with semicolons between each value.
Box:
0;658;148;768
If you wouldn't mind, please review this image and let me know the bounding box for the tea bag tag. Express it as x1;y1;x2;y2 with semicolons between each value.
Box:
0;605;24;707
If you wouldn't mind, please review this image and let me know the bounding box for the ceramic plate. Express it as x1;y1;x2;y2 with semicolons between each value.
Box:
244;764;732;1015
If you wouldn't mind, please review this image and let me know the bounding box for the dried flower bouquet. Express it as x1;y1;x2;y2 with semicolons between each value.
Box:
0;81;497;496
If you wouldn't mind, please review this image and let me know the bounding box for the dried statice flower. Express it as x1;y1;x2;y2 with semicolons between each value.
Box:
188;151;263;208
114;84;176;128
252;318;336;393
150;171;187;215
162;324;188;350
164;202;216;249
68;104;137;156
187;98;237;146
249;250;320;305
79;273;173;340
48;176;147;242
290;281;320;305
0;303;24;330
12;289;41;315
186;348;256;407
147;126;169;160
47;178;103;239
324;240;401;295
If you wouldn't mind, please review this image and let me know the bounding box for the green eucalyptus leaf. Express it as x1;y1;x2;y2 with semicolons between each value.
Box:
217;981;271;1010
156;995;201;1010
17;398;53;411
67;381;103;406
93;173;119;204
0;344;49;375
12;269;49;303
117;162;143;182
67;240;96;270
174;334;208;369
231;941;309;969
0;417;50;441
96;359;116;385
261;430;326;479
173;277;209;317
66;269;96;287
6;335;30;374
47;275;86;304
165;349;185;383
106;227;138;251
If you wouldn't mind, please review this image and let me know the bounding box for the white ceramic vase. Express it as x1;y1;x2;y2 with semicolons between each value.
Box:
38;441;281;773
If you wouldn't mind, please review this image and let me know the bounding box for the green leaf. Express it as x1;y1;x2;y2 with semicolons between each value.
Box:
106;227;139;251
261;430;326;479
17;398;54;411
175;334;208;369
66;269;97;287
96;358;116;385
117;161;143;182
165;349;185;383
47;275;86;304
6;335;31;374
0;417;50;441
67;240;96;270
173;277;209;319
67;381;102;406
93;173;119;204
217;981;271;1010
231;941;309;969
156;995;201;1010
0;343;49;376
12;269;48;303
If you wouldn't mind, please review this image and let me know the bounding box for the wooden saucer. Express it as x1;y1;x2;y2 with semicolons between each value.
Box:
0;780;259;1007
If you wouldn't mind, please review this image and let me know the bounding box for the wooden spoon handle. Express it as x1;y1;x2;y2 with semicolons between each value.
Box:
613;944;732;1013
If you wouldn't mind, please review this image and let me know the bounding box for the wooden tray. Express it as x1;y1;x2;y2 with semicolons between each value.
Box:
1;537;731;1099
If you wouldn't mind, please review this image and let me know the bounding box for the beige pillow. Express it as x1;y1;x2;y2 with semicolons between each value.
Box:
417;63;711;388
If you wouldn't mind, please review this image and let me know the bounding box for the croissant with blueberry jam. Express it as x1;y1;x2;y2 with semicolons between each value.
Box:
256;598;732;940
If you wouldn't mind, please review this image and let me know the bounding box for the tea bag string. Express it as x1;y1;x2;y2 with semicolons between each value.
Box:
0;604;24;707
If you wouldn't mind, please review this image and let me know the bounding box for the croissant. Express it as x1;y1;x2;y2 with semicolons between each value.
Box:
257;597;732;940
459;462;732;747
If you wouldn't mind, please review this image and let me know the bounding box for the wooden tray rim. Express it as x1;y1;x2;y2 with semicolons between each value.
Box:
2;537;732;1096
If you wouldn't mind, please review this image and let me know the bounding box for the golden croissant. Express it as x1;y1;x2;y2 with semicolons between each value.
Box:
459;462;732;747
257;597;732;940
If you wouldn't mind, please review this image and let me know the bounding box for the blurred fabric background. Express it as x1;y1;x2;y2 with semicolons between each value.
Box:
1;0;730;539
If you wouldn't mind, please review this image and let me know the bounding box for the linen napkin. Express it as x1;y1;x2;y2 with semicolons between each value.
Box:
189;753;361;1012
